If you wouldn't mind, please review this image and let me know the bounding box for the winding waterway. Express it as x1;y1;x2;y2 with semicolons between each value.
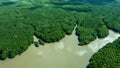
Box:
0;27;120;68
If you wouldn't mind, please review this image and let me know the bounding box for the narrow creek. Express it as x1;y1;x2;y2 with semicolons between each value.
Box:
0;26;120;68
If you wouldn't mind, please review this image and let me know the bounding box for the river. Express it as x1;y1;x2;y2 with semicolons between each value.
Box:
0;27;120;68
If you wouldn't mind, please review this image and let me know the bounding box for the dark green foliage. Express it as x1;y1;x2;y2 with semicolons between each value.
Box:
87;37;120;68
28;8;76;43
76;26;96;45
102;5;120;33
0;6;33;59
96;25;109;38
0;1;76;59
84;0;115;4
39;39;45;45
34;42;39;47
1;49;9;60
61;6;92;12
0;22;34;59
50;1;84;6
1;1;16;6
49;0;115;5
9;49;16;58
74;12;109;45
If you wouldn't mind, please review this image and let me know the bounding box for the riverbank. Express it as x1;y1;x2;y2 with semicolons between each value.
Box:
0;29;120;68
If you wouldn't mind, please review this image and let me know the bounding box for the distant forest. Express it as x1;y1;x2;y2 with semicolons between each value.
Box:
0;1;120;68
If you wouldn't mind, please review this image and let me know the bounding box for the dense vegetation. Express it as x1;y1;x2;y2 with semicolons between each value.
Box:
87;37;120;68
75;12;109;45
0;0;120;60
0;0;76;60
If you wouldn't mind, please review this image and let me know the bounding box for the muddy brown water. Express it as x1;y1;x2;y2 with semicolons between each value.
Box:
0;27;120;68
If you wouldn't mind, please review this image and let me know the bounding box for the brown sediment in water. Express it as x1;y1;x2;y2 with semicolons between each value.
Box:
0;28;120;68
